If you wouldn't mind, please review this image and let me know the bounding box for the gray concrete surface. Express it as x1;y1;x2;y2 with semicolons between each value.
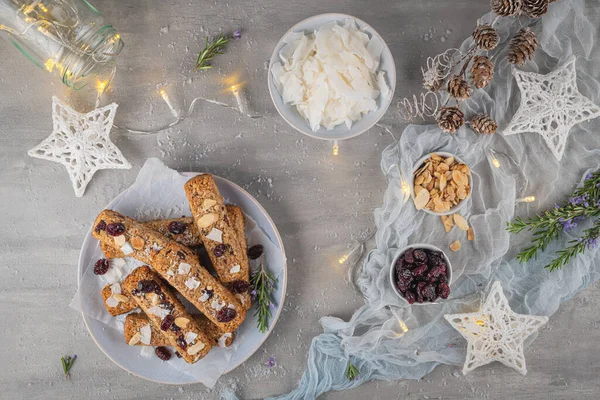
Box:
1;0;599;399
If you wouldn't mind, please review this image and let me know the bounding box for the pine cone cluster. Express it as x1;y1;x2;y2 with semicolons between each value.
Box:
447;75;472;100
472;25;499;51
471;115;498;134
508;27;538;65
470;56;494;89
437;106;465;134
491;0;522;16
522;0;549;18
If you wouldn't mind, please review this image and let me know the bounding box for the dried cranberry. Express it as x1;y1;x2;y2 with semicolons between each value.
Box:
404;291;416;304
427;265;446;281
155;346;172;361
403;248;415;264
437;282;450;299
94;258;110;275
137;280;160;293
170;323;181;333
217;307;237;322
423;284;437;301
160;314;174;331
95;220;106;233
177;251;186;260
397;279;411;293
106;222;126;236
175;351;182;358
168;221;187;235
202;288;214;300
412;264;428;277
214;244;227;258
413;249;427;263
176;334;187;349
247;245;264;260
231;280;250;294
224;214;230;225
399;269;412;280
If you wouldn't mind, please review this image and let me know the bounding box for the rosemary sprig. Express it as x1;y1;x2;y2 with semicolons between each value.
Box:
61;355;77;380
250;257;277;333
194;33;230;71
546;221;600;271
345;361;360;381
507;171;600;263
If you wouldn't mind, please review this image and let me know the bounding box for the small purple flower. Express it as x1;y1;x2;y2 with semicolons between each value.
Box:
266;356;276;368
559;218;577;232
586;237;599;249
269;302;276;310
586;173;593;181
232;30;242;40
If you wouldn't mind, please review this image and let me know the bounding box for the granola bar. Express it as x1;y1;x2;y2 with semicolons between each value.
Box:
124;312;235;348
101;283;134;316
184;175;252;309
122;266;213;363
92;209;245;332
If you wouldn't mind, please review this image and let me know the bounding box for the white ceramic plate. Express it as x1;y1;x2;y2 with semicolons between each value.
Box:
268;13;396;141
78;173;287;384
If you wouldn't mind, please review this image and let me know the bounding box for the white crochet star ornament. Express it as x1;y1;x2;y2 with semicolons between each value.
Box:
28;96;131;197
444;281;548;375
504;56;600;160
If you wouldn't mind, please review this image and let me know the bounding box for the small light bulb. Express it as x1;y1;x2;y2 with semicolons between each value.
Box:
44;59;55;72
333;140;339;156
518;196;536;203
96;80;108;93
492;158;500;168
398;319;409;333
338;254;349;264
38;3;49;12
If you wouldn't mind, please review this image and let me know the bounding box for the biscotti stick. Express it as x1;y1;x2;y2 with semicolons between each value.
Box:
122;266;213;363
184;175;252;310
103;285;235;348
100;206;243;259
124;312;235;348
92;210;245;332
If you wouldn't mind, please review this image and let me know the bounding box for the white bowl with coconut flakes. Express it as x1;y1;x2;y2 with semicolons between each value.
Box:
268;13;396;140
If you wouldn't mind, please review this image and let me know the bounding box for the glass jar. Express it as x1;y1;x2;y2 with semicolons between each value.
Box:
0;0;123;90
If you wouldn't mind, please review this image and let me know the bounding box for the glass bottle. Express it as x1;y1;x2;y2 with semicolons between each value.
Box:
0;0;123;90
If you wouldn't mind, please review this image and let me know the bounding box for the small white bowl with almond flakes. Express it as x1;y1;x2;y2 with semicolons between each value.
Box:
410;152;472;216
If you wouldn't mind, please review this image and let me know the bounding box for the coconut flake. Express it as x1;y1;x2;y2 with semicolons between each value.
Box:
113;235;126;246
111;258;126;268
178;263;191;275
147;306;171;319
166;269;175;277
229;264;241;274
205;228;223;243
104;266;123;284
199;292;210;302
120;242;134;255
184;277;201;290
139;324;152;345
139;346;154;358
228;303;236;310
110;282;121;295
211;298;225;311
106;296;119;307
185;332;198;345
151;243;163;251
218;332;233;348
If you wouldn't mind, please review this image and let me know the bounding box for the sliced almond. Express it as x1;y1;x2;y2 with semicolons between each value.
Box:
113;235;126;247
450;240;462;252
414;188;430;210
131;237;145;250
113;294;129;303
187;341;206;355
467;227;475;241
148;292;160;305
202;199;217;211
441;215;454;233
444;156;455;165
175;317;190;328
128;332;141;346
197;213;218;228
453;214;469;231
439;174;447;192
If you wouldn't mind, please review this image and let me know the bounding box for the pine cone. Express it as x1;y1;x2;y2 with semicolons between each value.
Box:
471;115;498;134
447;75;472;100
437;106;465;134
522;0;549;17
472;25;500;51
508;27;538;65
423;66;444;92
491;0;522;16
470;56;494;89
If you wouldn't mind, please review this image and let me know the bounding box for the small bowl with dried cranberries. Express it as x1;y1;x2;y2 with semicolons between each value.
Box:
390;244;452;305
